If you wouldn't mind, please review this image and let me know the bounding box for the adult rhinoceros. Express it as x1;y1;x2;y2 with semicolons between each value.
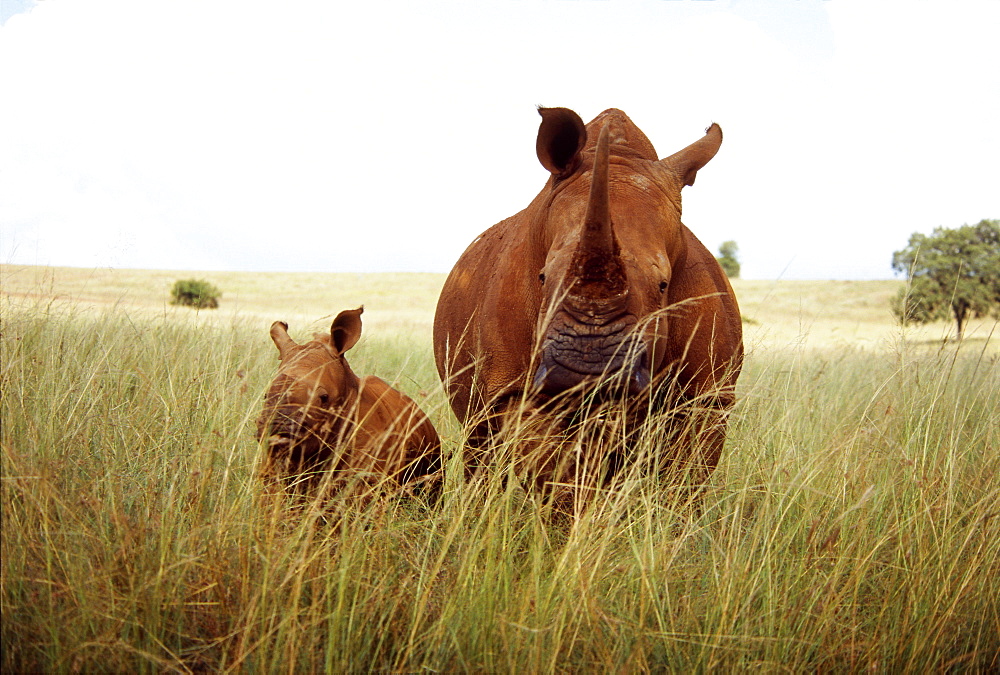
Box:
433;107;742;497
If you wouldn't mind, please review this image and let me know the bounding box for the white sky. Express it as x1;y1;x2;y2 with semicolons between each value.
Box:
1;0;997;280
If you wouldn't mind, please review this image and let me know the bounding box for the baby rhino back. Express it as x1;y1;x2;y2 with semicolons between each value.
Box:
341;374;441;486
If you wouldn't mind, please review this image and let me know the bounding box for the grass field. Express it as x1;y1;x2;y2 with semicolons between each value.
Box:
2;264;998;672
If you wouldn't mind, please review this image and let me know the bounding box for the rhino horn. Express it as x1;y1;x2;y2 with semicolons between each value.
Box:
269;321;297;359
581;122;613;261
567;123;627;307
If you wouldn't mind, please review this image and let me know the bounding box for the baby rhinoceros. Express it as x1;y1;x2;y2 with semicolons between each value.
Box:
256;307;441;502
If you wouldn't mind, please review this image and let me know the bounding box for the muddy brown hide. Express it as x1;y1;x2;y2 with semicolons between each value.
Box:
433;107;743;497
256;307;441;501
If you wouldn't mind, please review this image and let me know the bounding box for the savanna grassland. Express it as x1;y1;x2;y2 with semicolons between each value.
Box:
2;264;998;672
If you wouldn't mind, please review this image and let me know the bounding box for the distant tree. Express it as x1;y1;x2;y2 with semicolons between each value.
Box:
891;219;1000;340
171;279;221;309
717;240;740;278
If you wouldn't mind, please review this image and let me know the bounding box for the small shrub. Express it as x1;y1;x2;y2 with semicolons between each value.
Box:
717;240;741;278
170;279;221;309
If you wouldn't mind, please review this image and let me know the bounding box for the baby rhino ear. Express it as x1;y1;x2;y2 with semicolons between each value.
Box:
269;321;296;359
331;306;363;355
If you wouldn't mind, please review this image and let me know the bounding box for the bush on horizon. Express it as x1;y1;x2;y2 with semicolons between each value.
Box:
170;278;221;309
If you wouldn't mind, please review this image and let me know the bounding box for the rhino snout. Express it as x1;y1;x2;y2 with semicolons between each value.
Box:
532;335;650;398
260;405;330;444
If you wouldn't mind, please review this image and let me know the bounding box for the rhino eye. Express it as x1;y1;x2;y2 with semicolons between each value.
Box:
539;272;546;285
659;280;667;293
318;393;330;406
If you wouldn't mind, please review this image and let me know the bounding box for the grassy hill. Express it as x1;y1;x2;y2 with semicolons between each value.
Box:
0;265;995;360
4;264;994;349
0;264;446;336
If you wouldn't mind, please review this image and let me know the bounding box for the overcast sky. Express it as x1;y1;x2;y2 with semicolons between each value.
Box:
2;0;997;280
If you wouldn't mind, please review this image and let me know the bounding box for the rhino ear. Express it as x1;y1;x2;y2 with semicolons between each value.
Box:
331;306;363;355
269;321;296;359
536;107;587;178
662;123;722;187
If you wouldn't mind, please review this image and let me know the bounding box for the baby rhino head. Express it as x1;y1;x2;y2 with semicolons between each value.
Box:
256;308;364;468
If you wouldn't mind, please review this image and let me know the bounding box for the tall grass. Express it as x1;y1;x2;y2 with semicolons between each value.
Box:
2;301;998;672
